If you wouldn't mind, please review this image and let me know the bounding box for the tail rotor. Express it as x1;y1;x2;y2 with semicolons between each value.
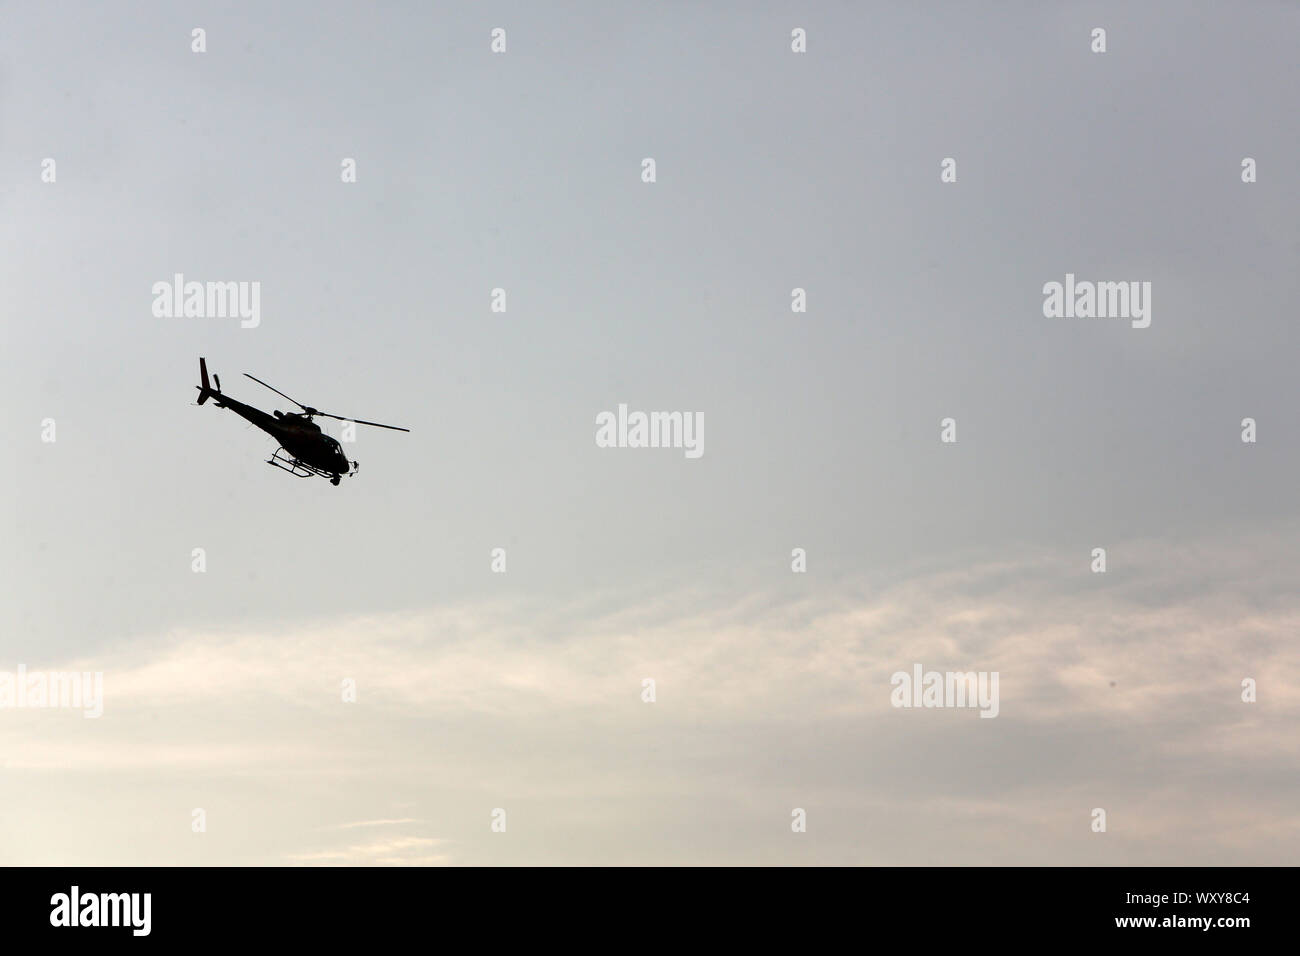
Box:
197;357;221;405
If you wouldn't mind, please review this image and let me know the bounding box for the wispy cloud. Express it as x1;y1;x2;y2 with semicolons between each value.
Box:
287;837;451;866
327;818;424;830
1;529;1296;865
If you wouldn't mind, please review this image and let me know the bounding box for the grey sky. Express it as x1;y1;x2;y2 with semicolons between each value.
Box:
2;1;1297;864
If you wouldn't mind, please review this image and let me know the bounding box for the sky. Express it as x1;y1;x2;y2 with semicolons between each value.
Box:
1;0;1297;865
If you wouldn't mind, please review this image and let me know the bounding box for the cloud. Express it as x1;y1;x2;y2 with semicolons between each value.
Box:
1;529;1296;864
286;836;450;866
327;818;424;830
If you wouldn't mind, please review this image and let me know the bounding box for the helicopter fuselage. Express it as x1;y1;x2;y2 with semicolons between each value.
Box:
205;392;353;477
195;357;407;484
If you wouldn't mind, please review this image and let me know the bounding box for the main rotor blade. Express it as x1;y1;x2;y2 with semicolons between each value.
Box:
317;411;410;433
243;373;309;411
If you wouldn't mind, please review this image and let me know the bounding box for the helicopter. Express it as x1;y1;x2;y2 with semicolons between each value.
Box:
194;357;409;485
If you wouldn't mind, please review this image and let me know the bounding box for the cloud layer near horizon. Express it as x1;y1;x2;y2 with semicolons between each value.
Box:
2;530;1296;866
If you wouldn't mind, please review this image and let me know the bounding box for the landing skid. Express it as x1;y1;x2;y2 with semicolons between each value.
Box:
266;447;342;485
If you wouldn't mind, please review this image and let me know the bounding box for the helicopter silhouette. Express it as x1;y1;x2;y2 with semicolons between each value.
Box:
194;357;409;485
